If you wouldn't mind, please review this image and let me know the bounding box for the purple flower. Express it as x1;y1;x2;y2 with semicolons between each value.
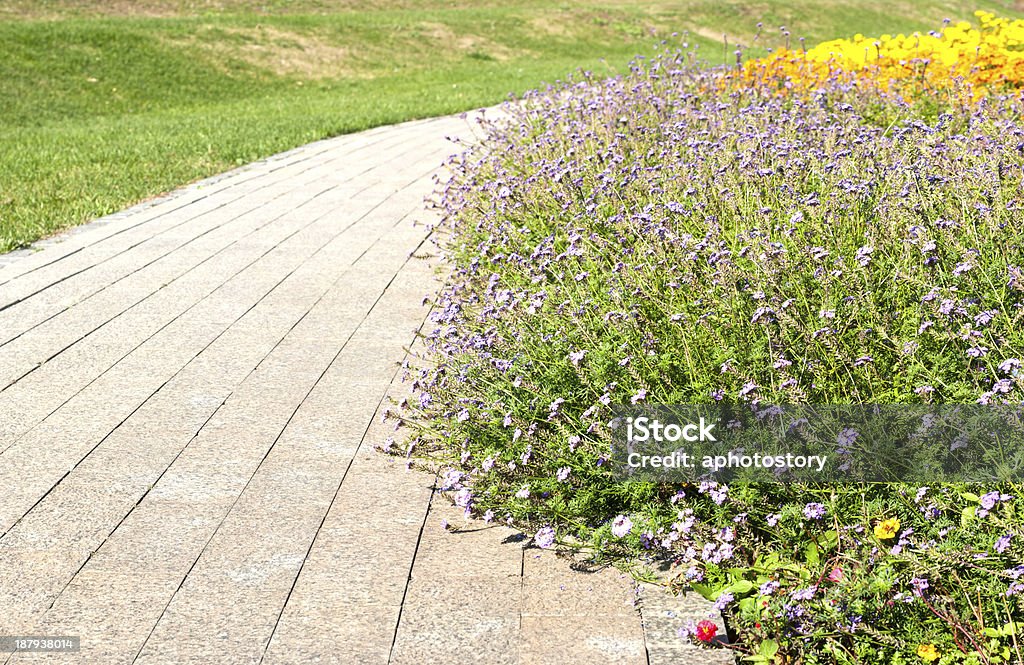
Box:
751;306;775;324
978;491;1013;517
909;577;928;598
677;620;698;640
981;492;1002;509
698;482;730;506
453;488;473;508
611;515;633;538
974;310;997;326
557;466;571;482
711;591;734;613
630;389;647;404
855;245;874;267
759;580;780;596
995;533;1013;554
998;358;1021;374
534;526;556;549
791;586;817;601
803;503;827;520
440;468;464;490
766;513;781;527
952;261;974;276
837;428;859;448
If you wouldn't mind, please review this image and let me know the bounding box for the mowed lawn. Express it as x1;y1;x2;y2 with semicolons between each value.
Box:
0;0;1018;252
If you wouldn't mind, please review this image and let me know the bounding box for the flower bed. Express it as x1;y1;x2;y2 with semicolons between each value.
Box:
742;12;1024;100
395;25;1024;664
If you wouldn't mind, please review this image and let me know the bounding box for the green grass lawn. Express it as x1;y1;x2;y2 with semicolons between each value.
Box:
0;0;1018;252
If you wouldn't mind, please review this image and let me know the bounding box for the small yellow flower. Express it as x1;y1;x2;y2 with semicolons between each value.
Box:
874;517;900;540
917;643;940;662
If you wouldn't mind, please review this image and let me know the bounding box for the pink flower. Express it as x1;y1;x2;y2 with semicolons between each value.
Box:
827;567;844;583
695;620;718;642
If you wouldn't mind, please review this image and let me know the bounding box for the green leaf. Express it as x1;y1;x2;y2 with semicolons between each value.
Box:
759;639;780;659
804;540;820;566
961;491;980;502
690;582;716;601
961;505;977;524
725;579;756;596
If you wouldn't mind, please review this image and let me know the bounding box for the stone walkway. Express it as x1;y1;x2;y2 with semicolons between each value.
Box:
0;114;730;664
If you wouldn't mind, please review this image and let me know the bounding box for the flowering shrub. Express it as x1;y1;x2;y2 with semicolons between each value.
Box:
393;43;1024;663
742;12;1024;100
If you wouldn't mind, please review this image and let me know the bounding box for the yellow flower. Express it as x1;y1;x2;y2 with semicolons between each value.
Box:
917;643;940;662
739;14;1024;103
874;517;900;540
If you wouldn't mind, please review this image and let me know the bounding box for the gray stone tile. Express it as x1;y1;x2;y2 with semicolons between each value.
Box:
5;571;182;665
520;614;647;665
411;501;524;579
522;550;638;617
639;582;735;665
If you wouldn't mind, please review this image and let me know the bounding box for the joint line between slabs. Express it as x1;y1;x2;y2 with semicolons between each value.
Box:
258;323;425;664
385;485;438;665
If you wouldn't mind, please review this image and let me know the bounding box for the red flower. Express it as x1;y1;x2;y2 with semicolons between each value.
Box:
696;620;718;642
